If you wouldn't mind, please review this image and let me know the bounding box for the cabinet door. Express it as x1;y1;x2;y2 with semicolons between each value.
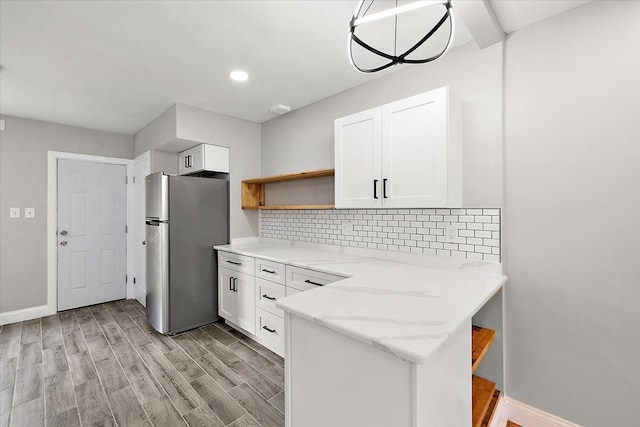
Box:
188;147;204;173
178;145;204;175
178;151;189;176
335;107;382;209
381;88;449;208
235;271;256;334
218;267;237;322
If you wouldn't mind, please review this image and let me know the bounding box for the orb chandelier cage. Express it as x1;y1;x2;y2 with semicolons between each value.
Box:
349;0;453;73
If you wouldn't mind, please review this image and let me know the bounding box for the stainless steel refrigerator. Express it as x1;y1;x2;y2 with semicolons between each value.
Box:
145;172;229;334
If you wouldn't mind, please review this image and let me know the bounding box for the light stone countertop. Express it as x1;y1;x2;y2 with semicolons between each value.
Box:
214;237;507;365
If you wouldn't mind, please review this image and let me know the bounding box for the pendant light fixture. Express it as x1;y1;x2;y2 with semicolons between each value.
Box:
349;0;454;73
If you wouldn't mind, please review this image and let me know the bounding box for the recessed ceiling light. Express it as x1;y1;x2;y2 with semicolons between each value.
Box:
229;70;249;82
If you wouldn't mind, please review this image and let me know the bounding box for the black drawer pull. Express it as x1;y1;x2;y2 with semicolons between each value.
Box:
226;260;241;265
383;178;388;198
262;294;276;301
262;326;276;333
304;279;323;286
262;269;276;274
373;179;378;199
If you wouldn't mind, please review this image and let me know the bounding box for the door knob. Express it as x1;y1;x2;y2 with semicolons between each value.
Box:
60;241;68;246
60;230;68;235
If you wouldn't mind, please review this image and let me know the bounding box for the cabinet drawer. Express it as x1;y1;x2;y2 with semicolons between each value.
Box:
255;278;285;318
285;265;347;292
218;252;254;275
256;308;284;353
255;259;286;284
285;286;303;297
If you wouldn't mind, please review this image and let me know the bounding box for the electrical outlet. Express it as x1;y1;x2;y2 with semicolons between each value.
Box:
9;207;20;219
24;208;35;219
445;224;458;242
341;221;354;234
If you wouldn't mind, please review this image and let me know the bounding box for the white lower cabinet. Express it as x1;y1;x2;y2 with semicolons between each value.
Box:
286;265;346;291
218;267;255;334
217;250;348;357
256;308;285;352
256;278;285;317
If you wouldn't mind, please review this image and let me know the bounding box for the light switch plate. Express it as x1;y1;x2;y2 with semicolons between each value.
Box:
10;207;20;218
24;208;35;219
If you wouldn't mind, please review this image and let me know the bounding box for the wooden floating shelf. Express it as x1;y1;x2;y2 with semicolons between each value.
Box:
471;325;499;427
472;325;496;374
242;169;335;210
472;375;496;427
481;390;501;427
257;204;335;210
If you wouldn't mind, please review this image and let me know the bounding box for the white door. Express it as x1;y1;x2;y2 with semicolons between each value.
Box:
235;271;255;334
133;152;150;306
218;267;237;322
381;88;448;208
57;159;127;311
334;107;382;209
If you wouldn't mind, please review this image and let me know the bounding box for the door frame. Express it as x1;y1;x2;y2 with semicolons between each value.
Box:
132;151;151;306
47;151;135;315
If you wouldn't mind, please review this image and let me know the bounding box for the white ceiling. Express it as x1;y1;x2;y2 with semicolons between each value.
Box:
0;1;590;135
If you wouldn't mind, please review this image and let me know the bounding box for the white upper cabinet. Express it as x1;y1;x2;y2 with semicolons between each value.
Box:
335;107;382;208
178;143;230;175
335;87;462;209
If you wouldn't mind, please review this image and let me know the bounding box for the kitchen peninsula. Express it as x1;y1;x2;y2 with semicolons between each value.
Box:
215;238;506;427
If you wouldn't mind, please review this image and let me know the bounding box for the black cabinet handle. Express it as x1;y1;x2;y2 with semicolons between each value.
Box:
383;178;388;198
226;260;241;265
229;276;233;291
233;277;238;292
373;179;378;199
184;156;188;168
262;294;276;301
304;279;323;286
262;326;276;333
261;269;276;274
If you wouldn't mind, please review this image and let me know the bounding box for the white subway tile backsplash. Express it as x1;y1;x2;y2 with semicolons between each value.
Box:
259;208;501;262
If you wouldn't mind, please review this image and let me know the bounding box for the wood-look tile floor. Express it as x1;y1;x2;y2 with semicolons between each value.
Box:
0;299;285;427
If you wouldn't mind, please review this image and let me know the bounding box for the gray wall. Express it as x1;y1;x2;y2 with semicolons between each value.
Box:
133;103;262;239
175;104;261;239
133;104;176;156
0;115;133;312
150;150;178;175
261;41;503;207
503;2;640;425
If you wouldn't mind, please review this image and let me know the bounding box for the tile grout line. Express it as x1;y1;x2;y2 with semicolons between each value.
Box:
89;305;153;427
57;313;85;427
8;321;23;426
72;309;118;426
104;301;191;427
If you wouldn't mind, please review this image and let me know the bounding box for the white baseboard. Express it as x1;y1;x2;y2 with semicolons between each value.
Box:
507;397;583;427
489;396;509;427
0;305;54;325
